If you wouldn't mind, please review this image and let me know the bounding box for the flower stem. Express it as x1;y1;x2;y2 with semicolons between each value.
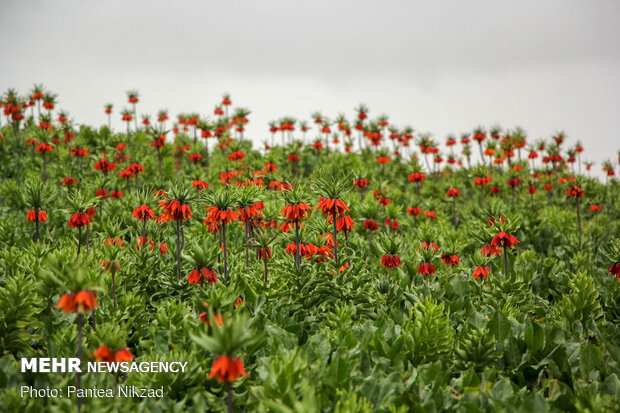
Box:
503;245;508;277
576;197;582;250
76;313;83;413
227;382;233;413
176;220;181;281
332;211;339;266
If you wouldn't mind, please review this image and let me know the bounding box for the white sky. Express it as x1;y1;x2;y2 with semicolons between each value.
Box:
1;0;619;172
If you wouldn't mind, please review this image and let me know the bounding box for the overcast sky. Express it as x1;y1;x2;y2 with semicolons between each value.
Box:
1;0;619;172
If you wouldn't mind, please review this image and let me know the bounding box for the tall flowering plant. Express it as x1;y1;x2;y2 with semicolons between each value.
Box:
313;170;352;266
159;185;193;280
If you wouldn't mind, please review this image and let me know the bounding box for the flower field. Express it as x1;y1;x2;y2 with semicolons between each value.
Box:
0;87;619;412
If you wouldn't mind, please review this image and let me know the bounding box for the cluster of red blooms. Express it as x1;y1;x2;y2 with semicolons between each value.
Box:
56;290;98;313
565;185;585;198
363;219;379;231
280;202;313;221
447;187;461;197
381;254;401;269
353;178;370;189
417;263;436;275
91;346;134;364
205;207;239;225
441;254;460;266
209;356;247;383
491;231;519;248
135;236;167;255
285;242;333;262
159;199;192;221
36;142;53;153
70;147;89;158
68;209;95;228
94;158;116;175
228;150;246;162
188;267;218;285
406;207;423;216
192;180;209;190
474;177;493;190
132;204;154;220
27;210;48;222
473;266;490;279
408;172;426;183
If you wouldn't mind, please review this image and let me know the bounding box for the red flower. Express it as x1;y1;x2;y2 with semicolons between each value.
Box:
62;176;77;186
287;154;300;162
528;185;537;194
491;231;519;248
447;187;461;198
57;290;98;313
441;254;460;266
35;143;53;153
406;207;423;216
589;204;603;212
474;175;492;186
114;348;135;363
90;346;114;362
68;212;93;228
417;263;436;275
481;244;503;257
127;163;144;174
408;172;426;183
424;210;437;220
205;207;239;225
473;266;490;279
208;356;248;383
189;153;202;163
420;242;440;252
353;178;370;188
363;219;379;231
94;158;117;174
490;186;501;194
565;185;585;198
258;247;272;261
609;262;620;280
507;177;522;188
280;203;313;221
316;197;350;216
132;204;154;220
381;254;401;269
96;188;108;199
110;190;124;199
27;210;48;222
228;150;246;162
384;217;399;231
192;180;209;190
188;267;218;285
336;215;355;232
160;200;192;221
376;156;391;164
135;236;154;251
234;297;243;309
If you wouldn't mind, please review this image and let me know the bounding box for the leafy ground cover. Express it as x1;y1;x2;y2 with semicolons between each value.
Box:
0;88;619;412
